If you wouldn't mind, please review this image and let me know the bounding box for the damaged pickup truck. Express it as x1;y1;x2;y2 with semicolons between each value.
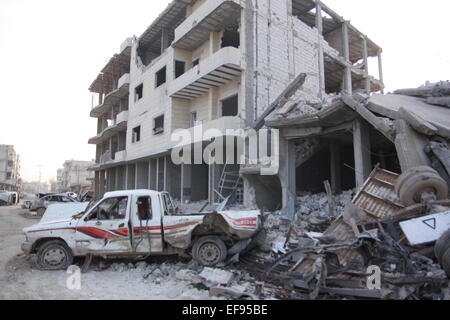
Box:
21;190;262;270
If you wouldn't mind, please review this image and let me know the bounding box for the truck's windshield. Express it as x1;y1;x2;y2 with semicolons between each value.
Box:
86;197;128;221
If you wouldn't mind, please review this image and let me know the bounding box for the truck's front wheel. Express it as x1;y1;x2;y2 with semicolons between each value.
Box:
192;236;227;267
36;240;73;270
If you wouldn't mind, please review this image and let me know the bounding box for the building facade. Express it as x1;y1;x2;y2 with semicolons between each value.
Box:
88;0;384;208
56;160;95;193
0;145;21;190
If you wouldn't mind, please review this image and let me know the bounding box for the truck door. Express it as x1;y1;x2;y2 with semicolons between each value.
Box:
130;195;163;253
75;196;132;254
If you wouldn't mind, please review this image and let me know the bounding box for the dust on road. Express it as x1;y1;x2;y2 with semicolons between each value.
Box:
0;206;215;300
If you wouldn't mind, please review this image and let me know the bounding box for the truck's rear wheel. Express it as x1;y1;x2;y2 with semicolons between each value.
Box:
435;230;450;264
397;170;448;206
36;240;73;270
192;236;227;267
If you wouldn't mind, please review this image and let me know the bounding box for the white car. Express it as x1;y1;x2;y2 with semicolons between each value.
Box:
30;194;78;216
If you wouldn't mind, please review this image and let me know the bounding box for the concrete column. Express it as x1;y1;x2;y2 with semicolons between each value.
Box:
163;156;168;191
156;157;165;191
94;171;100;198
166;159;182;200
126;164;136;190
99;170;106;196
362;37;371;94
147;160;152;190
209;31;221;55
353;120;372;188
208;163;222;204
342;22;352;94
106;169;111;192
395;120;431;172
149;159;157;190
378;50;384;93
279;138;296;219
97;118;103;134
161;28;169;52
136;162;149;189
156;159;160;191
208;87;219;120
330;143;342;193
134;163;139;189
316;2;326;97
115;166;120;190
181;164;192;203
124;165;129;190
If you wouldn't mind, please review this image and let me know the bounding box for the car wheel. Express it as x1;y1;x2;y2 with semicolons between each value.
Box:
36;240;73;270
192;236;227;267
37;207;46;217
435;230;450;264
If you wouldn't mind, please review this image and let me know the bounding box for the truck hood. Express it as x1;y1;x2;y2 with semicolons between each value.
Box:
23;202;89;234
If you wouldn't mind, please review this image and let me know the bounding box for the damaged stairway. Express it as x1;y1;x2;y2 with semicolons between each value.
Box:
215;164;244;205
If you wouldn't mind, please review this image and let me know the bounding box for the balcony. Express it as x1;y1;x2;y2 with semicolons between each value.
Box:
88;111;128;145
173;0;242;51
90;73;130;117
169;116;245;149
114;150;127;162
168;47;242;100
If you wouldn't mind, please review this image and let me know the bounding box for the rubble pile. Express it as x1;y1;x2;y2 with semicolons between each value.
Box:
262;191;355;254
295;190;355;229
105;260;265;300
242;169;450;300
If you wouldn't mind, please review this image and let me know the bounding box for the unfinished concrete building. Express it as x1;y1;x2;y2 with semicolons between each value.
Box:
0;145;21;191
88;0;384;208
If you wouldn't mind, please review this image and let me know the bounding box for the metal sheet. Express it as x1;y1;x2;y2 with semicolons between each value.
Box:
400;210;450;246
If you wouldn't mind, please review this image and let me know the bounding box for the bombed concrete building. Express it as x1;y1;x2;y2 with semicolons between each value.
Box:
88;0;384;206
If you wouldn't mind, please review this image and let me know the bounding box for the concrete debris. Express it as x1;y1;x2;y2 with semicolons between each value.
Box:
199;268;234;286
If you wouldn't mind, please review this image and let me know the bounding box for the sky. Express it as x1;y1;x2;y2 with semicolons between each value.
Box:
0;0;449;183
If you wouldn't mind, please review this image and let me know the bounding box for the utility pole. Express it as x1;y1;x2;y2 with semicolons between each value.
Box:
38;165;43;194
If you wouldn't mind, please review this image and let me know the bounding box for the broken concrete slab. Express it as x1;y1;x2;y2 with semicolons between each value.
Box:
342;94;395;142
398;107;438;136
427;97;450;108
368;94;450;131
394;81;450;97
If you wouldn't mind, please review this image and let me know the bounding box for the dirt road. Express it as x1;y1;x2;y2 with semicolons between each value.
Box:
0;206;214;300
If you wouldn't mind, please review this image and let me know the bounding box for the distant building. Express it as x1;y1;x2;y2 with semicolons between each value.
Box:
0;145;21;190
57;160;95;193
